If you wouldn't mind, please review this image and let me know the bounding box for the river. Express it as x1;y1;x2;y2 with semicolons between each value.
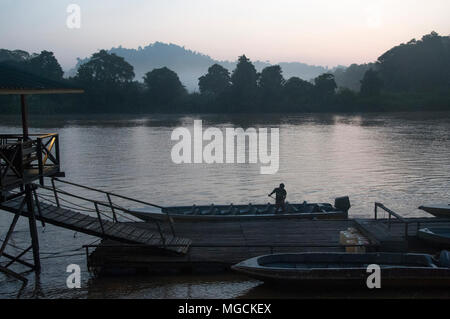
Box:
0;112;449;298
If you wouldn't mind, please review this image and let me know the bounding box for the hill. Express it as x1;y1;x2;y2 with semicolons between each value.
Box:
67;42;330;91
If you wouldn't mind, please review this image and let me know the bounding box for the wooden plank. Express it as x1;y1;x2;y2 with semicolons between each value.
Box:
71;216;97;229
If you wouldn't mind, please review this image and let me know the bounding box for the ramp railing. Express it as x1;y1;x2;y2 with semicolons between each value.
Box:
35;178;176;244
374;202;412;249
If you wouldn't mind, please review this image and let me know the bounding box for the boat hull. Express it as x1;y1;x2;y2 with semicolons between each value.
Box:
129;210;348;222
419;204;450;218
232;252;450;288
418;228;450;247
128;203;348;222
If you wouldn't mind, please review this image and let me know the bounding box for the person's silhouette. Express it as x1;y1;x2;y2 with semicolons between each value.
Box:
269;183;287;213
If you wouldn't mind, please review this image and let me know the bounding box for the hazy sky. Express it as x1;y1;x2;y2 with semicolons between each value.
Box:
1;0;449;70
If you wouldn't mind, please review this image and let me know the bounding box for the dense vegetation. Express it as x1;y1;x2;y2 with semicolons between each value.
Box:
1;32;449;114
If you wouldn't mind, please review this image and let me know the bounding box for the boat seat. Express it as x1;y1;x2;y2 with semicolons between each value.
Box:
286;203;298;213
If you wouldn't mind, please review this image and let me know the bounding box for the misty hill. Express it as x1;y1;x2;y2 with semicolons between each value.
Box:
68;42;331;91
333;63;375;91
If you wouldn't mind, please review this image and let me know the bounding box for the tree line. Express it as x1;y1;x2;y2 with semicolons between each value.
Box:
1;32;449;114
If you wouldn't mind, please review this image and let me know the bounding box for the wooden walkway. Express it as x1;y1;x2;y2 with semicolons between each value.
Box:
87;216;450;275
0;197;191;254
87;219;358;273
355;218;450;253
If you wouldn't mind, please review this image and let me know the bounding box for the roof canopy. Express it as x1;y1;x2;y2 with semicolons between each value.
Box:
0;63;83;95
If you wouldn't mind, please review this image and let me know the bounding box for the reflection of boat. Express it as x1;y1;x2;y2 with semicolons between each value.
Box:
129;197;351;222
418;228;450;247
419;204;450;218
232;252;450;288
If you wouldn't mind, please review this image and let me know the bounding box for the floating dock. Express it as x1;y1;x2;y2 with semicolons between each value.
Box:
85;214;450;275
1;175;449;278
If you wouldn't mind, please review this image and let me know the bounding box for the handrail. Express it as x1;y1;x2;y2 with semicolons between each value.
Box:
52;178;163;209
0;133;58;145
52;178;176;236
374;202;410;249
36;178;176;241
38;183;148;216
0;133;58;138
374;202;407;224
1;133;61;190
37;183;168;245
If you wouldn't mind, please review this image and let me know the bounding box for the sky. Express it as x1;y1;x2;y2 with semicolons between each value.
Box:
1;0;449;70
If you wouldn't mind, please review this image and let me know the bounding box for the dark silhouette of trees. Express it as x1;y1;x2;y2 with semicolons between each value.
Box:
27;51;64;80
198;64;231;95
314;73;337;96
231;55;258;91
377;32;450;92
360;69;383;97
259;65;285;108
1;32;450;114
75;50;135;84
0;49;32;63
0;50;63;80
72;50;137;112
230;55;259;110
283;77;314;110
144;67;187;106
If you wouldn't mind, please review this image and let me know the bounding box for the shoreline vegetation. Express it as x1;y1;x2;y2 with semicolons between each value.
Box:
0;32;449;115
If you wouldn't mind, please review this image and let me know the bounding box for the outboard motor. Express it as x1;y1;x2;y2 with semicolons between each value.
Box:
335;196;351;212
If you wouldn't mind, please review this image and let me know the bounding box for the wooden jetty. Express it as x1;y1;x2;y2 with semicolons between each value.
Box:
86;219;358;274
84;203;450;276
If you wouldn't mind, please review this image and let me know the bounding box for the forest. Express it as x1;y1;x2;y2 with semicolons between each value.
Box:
0;32;449;114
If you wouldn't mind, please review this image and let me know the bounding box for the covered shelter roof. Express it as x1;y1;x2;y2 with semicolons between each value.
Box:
0;63;83;95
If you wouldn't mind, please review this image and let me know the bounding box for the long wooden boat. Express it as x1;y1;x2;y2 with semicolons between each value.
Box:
418;228;450;247
419;204;450;218
232;252;450;288
129;197;351;222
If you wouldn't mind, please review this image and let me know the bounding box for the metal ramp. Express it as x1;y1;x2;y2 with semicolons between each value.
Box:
0;180;192;255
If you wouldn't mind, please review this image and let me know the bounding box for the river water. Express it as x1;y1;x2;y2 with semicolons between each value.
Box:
0;112;449;298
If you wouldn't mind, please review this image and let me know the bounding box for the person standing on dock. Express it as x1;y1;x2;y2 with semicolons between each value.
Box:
269;183;287;213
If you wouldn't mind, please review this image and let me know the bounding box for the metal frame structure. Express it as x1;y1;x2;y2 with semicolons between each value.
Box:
0;64;83;283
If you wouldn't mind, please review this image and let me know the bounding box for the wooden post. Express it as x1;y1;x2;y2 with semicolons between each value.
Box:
106;194;118;223
55;134;60;170
0;199;25;257
25;184;41;272
33;188;45;228
36;138;44;185
51;178;60;207
20;95;29;140
94;203;105;235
